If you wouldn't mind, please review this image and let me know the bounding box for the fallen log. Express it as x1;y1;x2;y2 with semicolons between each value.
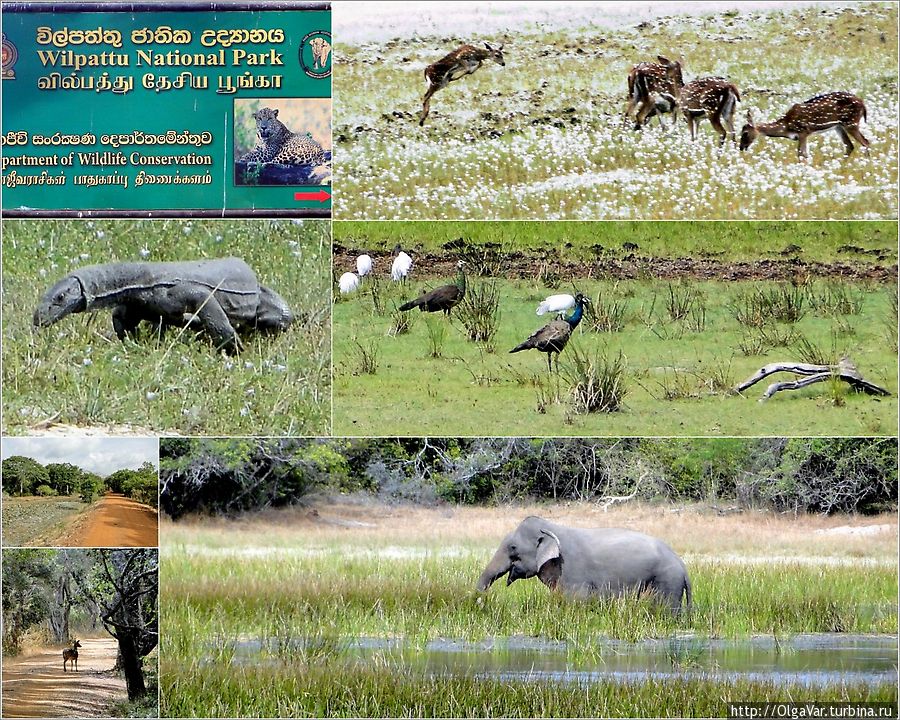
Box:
734;357;891;400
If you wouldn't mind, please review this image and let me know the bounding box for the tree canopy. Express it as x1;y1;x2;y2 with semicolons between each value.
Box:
159;437;897;519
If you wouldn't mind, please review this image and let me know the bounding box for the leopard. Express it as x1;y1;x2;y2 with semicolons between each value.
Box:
239;107;326;166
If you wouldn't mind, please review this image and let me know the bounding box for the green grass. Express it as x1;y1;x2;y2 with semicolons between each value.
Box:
161;551;897;642
332;276;897;436
159;520;898;717
1;495;89;546
2;219;331;435
335;4;898;220
334;221;898;265
162;663;896;718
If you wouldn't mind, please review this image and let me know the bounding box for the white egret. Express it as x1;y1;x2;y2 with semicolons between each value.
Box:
356;254;373;277
338;272;360;294
391;244;413;282
536;293;576;316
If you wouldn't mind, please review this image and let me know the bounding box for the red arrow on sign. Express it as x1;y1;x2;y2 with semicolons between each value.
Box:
294;189;331;202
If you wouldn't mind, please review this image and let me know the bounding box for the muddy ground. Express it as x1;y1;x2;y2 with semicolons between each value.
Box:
1;637;124;718
334;245;898;283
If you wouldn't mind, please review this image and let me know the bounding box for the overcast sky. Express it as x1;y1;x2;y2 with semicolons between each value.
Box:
1;438;158;476
336;1;835;43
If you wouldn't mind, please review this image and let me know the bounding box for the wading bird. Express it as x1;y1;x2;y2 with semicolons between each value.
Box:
536;293;576;317
339;272;360;294
391;245;414;283
356;254;373;277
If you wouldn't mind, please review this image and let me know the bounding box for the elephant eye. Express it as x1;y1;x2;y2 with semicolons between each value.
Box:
56;292;65;302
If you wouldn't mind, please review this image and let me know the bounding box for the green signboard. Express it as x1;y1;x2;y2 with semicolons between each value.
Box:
1;1;331;216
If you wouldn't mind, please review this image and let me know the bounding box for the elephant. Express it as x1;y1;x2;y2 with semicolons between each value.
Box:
476;516;691;613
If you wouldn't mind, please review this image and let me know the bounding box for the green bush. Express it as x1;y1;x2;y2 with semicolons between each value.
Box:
34;484;57;497
78;474;105;503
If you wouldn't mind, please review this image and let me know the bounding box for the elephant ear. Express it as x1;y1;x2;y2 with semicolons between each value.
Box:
536;529;561;572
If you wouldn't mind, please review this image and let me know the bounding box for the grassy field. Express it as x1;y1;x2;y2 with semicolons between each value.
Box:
159;503;898;717
2;219;331;436
0;495;87;547
334;3;898;220
332;271;897;437
334;220;897;269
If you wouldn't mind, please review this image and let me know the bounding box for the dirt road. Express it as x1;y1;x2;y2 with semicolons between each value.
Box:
55;494;158;547
1;637;125;718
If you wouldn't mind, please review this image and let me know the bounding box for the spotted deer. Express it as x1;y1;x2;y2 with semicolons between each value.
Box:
623;56;684;129
678;77;741;144
739;92;869;160
419;42;505;126
62;639;82;672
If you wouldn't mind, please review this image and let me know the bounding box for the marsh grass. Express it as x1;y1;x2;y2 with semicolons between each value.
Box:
424;316;447;358
730;285;806;327
161;545;898;646
457;242;506;277
765;284;807;323
159;506;898;717
562;347;627;413
457;281;501;349
792;335;836;367
389;308;415;336
808;281;866;317
160;660;896;718
351;339;379;375
2;220;331;435
705;356;734;395
588;287;630;333
162;658;897;718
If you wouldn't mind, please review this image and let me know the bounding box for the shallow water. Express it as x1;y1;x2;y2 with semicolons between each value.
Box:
222;633;898;688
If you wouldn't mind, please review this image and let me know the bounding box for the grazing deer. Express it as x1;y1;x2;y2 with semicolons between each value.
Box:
623;56;684;129
419;42;505;126
678;77;741;144
62;639;82;672
739;92;869;160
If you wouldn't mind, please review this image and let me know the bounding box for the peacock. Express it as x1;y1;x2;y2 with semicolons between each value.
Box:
510;292;590;372
398;261;466;317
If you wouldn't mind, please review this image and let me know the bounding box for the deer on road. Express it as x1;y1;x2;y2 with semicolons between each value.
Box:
739;92;869;160
419;42;506;126
62;639;82;672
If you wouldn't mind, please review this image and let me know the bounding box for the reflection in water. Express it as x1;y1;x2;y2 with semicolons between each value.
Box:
223;634;898;688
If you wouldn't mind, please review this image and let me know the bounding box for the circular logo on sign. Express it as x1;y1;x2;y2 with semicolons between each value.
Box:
299;30;331;79
2;33;18;80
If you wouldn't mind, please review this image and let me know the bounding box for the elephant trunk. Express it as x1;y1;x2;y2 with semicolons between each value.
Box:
476;548;511;591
